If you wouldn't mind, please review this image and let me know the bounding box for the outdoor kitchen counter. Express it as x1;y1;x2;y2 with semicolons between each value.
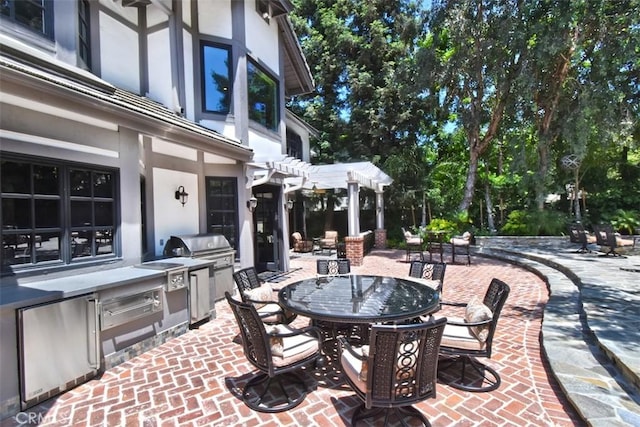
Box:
0;257;215;310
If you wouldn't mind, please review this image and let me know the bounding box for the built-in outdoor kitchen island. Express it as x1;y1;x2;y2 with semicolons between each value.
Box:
0;235;234;417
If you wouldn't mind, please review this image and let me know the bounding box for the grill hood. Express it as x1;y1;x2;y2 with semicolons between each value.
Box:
163;234;232;257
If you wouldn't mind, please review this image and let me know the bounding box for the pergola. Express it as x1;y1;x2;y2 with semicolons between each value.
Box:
249;155;393;237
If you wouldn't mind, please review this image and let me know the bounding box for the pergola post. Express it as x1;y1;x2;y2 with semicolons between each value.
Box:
347;178;360;237
375;190;387;249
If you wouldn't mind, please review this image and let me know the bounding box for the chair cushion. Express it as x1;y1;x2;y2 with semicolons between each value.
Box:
266;324;320;367
243;283;273;309
256;302;285;323
441;321;487;351
464;296;492;342
340;345;369;392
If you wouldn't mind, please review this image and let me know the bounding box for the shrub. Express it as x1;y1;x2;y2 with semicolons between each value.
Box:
609;209;640;235
501;209;568;236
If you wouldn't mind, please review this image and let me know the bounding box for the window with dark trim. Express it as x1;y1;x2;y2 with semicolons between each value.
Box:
78;0;91;68
201;42;232;114
205;177;238;256
0;0;54;39
247;58;279;131
256;0;270;23
1;156;118;272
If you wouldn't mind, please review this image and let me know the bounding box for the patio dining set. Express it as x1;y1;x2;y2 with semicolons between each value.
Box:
227;260;510;426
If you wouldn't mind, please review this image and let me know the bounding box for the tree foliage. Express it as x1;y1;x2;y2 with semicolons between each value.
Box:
290;0;640;235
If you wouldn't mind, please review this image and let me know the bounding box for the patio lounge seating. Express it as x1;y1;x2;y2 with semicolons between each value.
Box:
338;318;447;426
593;224;634;257
291;232;313;253
232;267;296;325
314;230;338;254
225;292;324;413
438;278;510;392
402;227;423;262
568;223;595;253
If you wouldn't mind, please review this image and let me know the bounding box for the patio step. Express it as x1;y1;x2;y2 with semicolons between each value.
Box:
476;246;640;427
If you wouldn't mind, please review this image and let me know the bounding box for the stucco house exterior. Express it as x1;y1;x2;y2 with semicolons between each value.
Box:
0;0;322;418
0;0;394;418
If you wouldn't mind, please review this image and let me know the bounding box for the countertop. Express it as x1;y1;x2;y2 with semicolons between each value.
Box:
0;257;215;310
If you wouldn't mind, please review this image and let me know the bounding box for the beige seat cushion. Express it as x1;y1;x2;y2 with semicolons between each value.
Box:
464;296;493;342
441;320;487;351
256;302;285;323
267;324;320;367
340;345;369;392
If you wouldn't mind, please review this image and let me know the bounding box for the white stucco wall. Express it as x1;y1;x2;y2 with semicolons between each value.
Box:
248;129;282;157
99;11;140;93
152;167;199;256
182;0;191;26
183;30;195;121
147;29;174;109
198;0;232;39
146;1;169;27
244;2;280;72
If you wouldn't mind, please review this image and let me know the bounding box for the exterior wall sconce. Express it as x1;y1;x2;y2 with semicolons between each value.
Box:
247;195;258;211
174;186;188;207
286;199;294;210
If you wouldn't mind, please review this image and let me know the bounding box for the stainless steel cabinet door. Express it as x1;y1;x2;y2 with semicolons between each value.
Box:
18;295;99;409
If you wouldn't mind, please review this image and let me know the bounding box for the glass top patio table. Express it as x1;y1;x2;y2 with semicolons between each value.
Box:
278;275;440;324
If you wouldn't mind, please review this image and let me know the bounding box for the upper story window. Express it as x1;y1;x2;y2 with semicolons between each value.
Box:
248;58;279;131
286;130;303;160
78;0;91;68
256;0;270;23
1;156;118;274
0;0;54;39
201;42;232;114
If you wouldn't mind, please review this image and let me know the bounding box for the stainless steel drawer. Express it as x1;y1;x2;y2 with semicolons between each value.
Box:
100;287;162;330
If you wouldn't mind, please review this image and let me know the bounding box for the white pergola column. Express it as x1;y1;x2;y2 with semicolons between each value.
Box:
347;179;360;236
375;190;384;229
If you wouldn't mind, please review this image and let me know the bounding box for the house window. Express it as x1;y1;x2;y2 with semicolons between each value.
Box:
248;59;279;131
286;130;303;160
201;42;232;114
256;0;270;23
1;157;117;272
0;0;54;39
205;177;238;256
78;0;91;68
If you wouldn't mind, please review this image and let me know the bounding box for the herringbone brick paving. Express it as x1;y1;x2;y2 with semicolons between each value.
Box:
6;249;585;426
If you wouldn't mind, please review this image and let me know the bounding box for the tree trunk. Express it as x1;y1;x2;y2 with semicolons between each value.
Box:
485;183;496;234
458;149;480;213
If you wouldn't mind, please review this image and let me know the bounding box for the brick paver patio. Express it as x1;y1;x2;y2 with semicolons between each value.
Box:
3;249;585;426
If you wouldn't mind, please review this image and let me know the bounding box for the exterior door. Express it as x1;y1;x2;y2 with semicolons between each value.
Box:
253;185;280;272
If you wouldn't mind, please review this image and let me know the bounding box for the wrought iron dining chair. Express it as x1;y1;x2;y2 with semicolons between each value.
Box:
316;258;351;276
438;278;510;392
232;266;296;325
425;231;445;263
402;227;424;262
450;231;472;265
225;292;324;413
408;261;447;293
338;318;447;426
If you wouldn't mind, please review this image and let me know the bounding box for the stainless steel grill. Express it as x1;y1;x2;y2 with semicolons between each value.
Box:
163;234;232;258
162;234;235;324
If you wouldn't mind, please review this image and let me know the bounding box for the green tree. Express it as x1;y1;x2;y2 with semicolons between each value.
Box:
289;0;430;231
416;0;527;216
